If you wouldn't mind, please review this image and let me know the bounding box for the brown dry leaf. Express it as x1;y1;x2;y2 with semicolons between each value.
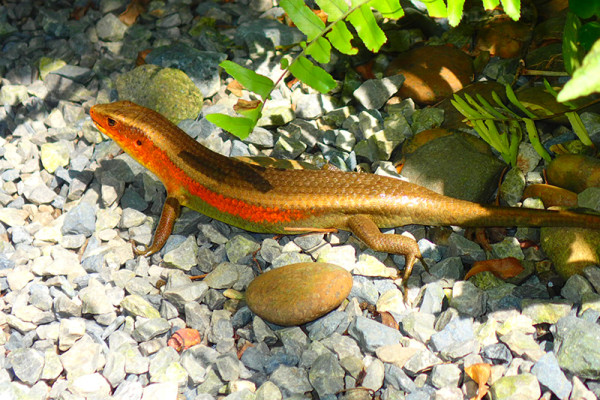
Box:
233;99;262;113
227;80;245;97
237;341;254;359
355;60;376;80
136;48;152;66
167;328;201;352
71;1;93;20
465;257;524;280
286;77;299;89
119;0;146;26
520;240;540;250
465;363;491;400
313;9;328;25
474;227;492;252
380;311;399;330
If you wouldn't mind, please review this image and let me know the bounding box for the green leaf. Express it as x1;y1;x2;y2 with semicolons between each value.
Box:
206;114;255;139
492;91;519;118
566;111;593;146
558;38;600;102
234;99;263;121
306;36;332;63
280;0;325;41
368;0;404;19
569;0;600;19
505;85;537;118
508;121;521;166
315;0;348;20
580;21;600;52
500;0;521;21
464;93;498;119
543;79;577;109
220;60;274;101
563;12;583;75
524;118;551;162
422;0;447;18
288;56;337;93
451;95;480;119
483;119;507;155
475;94;506;120
347;1;387;52
327;21;358;55
447;0;466;27
481;0;500;10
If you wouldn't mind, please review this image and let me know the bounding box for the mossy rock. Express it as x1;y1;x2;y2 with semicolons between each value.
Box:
246;262;353;326
116;64;203;125
541;227;600;279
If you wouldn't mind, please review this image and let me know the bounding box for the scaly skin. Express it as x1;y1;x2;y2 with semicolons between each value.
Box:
90;101;600;295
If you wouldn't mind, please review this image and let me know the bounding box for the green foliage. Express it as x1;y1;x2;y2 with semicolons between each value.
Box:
563;12;584;75
210;0;523;139
220;61;274;100
452;83;592;167
569;0;600;19
558;39;600;103
448;0;466;27
500;0;521;21
205;114;256;139
209;0;398;138
559;0;600;102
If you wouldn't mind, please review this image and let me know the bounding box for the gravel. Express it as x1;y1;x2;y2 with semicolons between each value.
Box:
1;0;600;399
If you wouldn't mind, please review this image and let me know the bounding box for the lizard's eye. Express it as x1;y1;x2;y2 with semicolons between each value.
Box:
107;118;116;127
135;140;143;146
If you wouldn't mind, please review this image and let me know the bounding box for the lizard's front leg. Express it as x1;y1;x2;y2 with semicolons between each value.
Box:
347;214;428;301
135;196;181;256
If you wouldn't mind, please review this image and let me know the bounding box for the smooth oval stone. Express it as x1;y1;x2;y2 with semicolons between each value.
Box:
246;262;353;326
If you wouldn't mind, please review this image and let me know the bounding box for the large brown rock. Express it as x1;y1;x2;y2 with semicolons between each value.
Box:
245;262;353;326
386;45;474;105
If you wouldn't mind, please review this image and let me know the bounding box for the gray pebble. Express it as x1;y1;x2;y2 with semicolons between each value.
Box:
163;282;208;311
531;351;572;399
561;274;594;303
270;365;312;397
61;202;96;237
203;262;240;289
132;318;171;342
446;233;486;263
384;363;416;393
9;348;44;385
348;316;402;353
430;363;461;389
353;75;405;110
552;315;600;379
216;353;241;381
309;352;345;397
449;281;486;317
404;349;442;375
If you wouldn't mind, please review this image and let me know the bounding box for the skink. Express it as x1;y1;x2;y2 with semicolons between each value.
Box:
90;101;600;293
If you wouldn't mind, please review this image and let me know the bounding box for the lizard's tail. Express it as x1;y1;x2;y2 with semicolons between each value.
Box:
419;197;600;229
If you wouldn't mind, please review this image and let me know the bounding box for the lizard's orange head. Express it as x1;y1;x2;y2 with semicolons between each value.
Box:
90;101;165;167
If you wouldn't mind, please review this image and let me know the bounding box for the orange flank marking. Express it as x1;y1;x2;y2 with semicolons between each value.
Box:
139;141;310;225
186;182;308;224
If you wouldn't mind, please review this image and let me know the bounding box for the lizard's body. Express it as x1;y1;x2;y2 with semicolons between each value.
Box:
90;101;600;290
